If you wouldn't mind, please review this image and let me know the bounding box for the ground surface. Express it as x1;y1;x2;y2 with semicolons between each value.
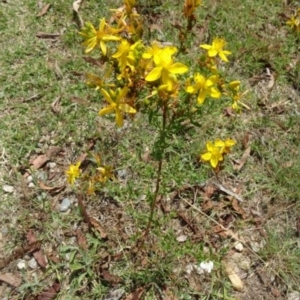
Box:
0;0;300;299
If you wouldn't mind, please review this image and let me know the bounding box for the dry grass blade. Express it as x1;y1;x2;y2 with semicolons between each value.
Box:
37;3;51;17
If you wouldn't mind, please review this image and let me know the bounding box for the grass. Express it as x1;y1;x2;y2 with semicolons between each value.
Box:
0;0;300;299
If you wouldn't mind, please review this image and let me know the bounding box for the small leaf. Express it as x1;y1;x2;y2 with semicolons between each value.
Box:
0;273;21;287
37;3;51;17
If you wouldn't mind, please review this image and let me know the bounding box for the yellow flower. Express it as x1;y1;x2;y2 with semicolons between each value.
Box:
112;39;144;72
79;18;120;54
201;141;224;168
145;46;188;90
65;162;81;185
186;73;221;104
214;138;236;154
286;15;300;32
96;165;113;183
99;87;136;127
200;38;231;62
201;138;236;168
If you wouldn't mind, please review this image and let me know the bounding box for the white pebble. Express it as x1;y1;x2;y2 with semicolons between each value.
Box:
48;162;56;169
234;242;244;252
28;258;38;269
28;182;35;188
2;185;14;193
17;260;26;270
60;198;71;212
26;175;33;183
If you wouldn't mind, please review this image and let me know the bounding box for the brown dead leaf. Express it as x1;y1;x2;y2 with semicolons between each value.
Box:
231;198;247;219
177;211;198;234
73;0;84;28
30;147;62;170
37;3;51;17
123;287;145;300
212;225;228;238
75;228;88;250
26;230;47;268
90;217;108;239
51;96;61;113
71;96;89;105
201;199;214;211
36;280;60;300
0;273;22;287
36;32;60;39
101;269;122;284
234;147;251;171
223;106;235;117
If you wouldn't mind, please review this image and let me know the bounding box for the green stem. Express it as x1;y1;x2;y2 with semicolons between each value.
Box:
144;103;167;238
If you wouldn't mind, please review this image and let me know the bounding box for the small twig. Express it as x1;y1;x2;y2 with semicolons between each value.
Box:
212;180;244;202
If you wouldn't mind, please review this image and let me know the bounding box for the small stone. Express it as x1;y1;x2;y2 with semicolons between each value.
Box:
234;242;244;252
288;291;300;300
28;182;35;188
26;175;33;183
60;198;71;212
48;162;56;169
17;260;26;270
2;185;14;193
28;258;38;269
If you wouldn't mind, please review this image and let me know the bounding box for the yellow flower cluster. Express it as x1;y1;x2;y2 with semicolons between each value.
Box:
287;9;300;32
66;0;244;188
201;139;236;169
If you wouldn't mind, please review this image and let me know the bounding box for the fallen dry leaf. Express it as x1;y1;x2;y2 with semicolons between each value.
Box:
37;280;60;300
71;96;89;105
231;198;247;219
26;230;47;268
101;269;122;284
51;96;61;113
234;147;251;171
0;273;22;287
75;228;88;250
37;3;51;17
123;287;145;300
73;0;84;27
90;217;108;239
223;262;244;291
30;147;62;170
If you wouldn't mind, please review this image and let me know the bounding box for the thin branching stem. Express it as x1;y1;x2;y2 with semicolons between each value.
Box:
143;102;168;239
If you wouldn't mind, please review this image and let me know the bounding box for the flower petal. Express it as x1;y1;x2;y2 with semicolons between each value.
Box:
168;63;188;74
145;67;163;82
119;103;136;113
201;152;211;161
101;89;114;104
99;105;115;116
